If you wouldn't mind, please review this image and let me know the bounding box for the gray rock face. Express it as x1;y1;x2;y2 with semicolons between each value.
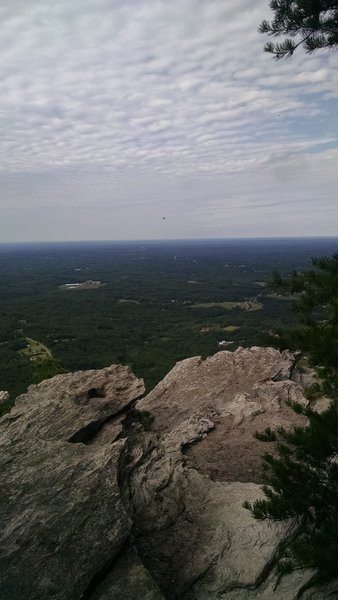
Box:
2;437;129;599
89;545;164;600
0;348;332;599
0;365;152;600
7;363;144;444
121;347;310;598
138;346;306;483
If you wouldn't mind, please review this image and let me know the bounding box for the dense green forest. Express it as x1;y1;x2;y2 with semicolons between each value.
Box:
0;238;337;412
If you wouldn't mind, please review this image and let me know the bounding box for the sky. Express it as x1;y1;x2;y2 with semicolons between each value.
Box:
1;0;338;242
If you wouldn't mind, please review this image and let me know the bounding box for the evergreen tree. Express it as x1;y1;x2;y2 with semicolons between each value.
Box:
271;253;338;396
245;252;338;582
260;1;338;58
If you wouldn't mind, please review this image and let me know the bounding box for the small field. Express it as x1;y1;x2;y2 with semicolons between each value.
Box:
60;280;103;290
223;325;240;332
20;338;52;362
118;299;140;305
200;324;240;334
267;293;297;301
191;300;263;311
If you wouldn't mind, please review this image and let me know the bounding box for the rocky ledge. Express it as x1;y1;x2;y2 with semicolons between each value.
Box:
0;348;336;599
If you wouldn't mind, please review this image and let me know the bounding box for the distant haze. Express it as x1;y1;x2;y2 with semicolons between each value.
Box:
1;0;337;242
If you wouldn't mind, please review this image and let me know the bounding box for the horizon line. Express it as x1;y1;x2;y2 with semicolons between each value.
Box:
0;235;338;246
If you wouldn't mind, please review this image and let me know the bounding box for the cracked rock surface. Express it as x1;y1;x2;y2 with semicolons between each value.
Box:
1;348;335;599
0;364;153;600
139;347;306;484
122;347;308;598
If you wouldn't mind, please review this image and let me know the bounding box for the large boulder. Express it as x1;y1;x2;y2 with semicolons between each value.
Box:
139;346;306;482
0;364;159;600
120;347;313;598
1;348;334;599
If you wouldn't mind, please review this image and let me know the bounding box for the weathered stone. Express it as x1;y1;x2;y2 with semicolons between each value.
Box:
90;545;164;600
119;348;312;598
0;390;9;405
1;348;331;599
121;416;297;598
6;363;144;444
0;365;145;600
138;347;307;483
218;571;338;600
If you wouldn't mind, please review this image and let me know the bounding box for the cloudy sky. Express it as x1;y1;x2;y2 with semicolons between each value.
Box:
1;0;337;242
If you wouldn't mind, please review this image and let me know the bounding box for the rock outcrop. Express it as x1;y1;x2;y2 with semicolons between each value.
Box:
138;346;306;483
0;389;9;405
1;348;336;599
0;365;159;600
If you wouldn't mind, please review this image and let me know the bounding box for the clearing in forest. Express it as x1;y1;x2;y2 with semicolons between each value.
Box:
20;338;52;361
118;299;140;304
191;300;262;311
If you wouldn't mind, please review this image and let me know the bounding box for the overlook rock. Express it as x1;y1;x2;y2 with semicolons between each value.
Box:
0;348;334;599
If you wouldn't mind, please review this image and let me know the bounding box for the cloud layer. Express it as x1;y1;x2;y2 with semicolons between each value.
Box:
1;0;337;241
